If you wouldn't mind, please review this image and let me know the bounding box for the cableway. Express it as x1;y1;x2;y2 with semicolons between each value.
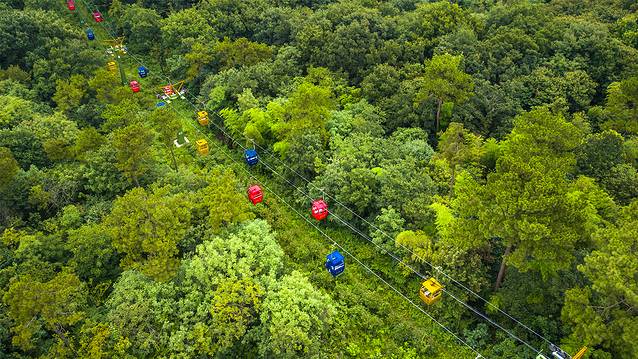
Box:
67;2;588;358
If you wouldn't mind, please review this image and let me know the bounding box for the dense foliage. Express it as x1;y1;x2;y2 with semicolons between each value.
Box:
1;0;637;358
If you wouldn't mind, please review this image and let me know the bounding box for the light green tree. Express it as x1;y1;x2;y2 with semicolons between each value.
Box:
171;220;283;356
198;167;254;232
435;122;484;189
3;270;87;351
105;186;191;281
271;79;336;162
111;122;156;187
104;270;176;357
0;147;19;190
52;75;86;114
257;270;338;358
562;200;638;358
415;53;474;132
0;95;36;128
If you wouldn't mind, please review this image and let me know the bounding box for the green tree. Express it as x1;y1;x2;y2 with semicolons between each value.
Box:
111;122;156;187
0;147;19;190
615;12;638;48
454;108;609;288
562;200;638;358
105;186;191;281
160;7;215;57
312;128;435;226
147;108;181;172
82;144;130;197
0;128;48;169
435;122;484;189
602;76;638;136
118;4;162;55
415;53;474;132
271;79;336;165
370;206;405;253
213;37;272;71
199;0;267;38
198;167;254;232
100;99;144;132
257;270;338;358
172;220;282;356
88;69;129;105
600;164;638;204
104;270;176;357
184;40;217;80
16;112;79;162
577;129;624;180
3;271;87;351
52;75;87;115
67;224;120;285
73;127;106;161
210;278;263;350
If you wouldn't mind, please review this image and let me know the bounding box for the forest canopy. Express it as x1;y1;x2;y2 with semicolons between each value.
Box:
1;0;637;358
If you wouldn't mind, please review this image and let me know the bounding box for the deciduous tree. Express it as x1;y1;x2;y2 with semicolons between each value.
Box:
105;186;191;281
3;270;87;351
415;53;474;132
257;271;338;357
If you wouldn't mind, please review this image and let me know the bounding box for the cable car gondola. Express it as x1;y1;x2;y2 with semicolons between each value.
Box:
129;81;140;93
244;149;258;166
247;185;263;205
419;277;443;305
67;0;75;11
138;66;148;78
196;139;209;155
311;199;328;221
197;111;209;126
92;11;103;22
325;250;345;277
86;28;95;41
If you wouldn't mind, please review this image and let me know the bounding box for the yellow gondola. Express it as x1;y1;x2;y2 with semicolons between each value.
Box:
197;111;209;126
106;61;117;72
419;277;443;305
196;139;209;155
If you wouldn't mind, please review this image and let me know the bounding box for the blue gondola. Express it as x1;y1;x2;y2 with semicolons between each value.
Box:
244;149;258;166
138;66;148;78
325;250;345;277
86;28;95;41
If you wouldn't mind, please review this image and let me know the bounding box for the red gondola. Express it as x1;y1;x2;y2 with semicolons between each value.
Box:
247;185;263;205
67;0;75;11
92;11;103;22
129;81;140;93
311;199;328;221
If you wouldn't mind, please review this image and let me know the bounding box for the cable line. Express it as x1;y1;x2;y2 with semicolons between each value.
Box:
188;118;487;359
230;125;556;347
196;114;542;354
189;90;558;350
